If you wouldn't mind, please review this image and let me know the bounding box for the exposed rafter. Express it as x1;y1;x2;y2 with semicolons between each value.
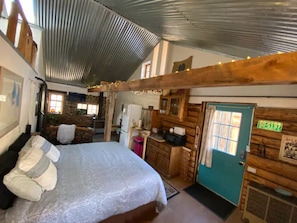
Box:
88;52;297;93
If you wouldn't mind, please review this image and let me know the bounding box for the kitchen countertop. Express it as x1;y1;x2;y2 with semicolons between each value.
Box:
149;134;165;142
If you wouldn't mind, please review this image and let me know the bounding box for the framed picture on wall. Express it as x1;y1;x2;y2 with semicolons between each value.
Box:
0;67;23;138
279;134;297;165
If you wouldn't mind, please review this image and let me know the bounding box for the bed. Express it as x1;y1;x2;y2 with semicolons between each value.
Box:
0;139;167;223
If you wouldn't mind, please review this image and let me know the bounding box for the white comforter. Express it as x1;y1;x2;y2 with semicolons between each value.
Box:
1;142;167;223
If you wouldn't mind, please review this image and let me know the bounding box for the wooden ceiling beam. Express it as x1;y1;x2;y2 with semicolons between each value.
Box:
88;51;297;92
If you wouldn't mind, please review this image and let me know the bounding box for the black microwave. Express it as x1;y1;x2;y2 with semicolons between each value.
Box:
164;131;186;146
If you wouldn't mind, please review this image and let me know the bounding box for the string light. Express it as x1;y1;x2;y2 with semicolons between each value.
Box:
133;89;163;95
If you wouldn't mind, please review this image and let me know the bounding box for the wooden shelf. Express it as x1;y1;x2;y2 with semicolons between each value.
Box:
159;89;189;121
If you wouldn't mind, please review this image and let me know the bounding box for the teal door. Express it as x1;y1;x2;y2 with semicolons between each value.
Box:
197;103;253;205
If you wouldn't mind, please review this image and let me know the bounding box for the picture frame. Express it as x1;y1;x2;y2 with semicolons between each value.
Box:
172;56;193;73
0;67;23;138
279;134;297;165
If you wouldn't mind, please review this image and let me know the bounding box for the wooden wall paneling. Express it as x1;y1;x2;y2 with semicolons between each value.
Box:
249;143;279;160
240;106;297;212
254;107;297;121
247;154;297;181
161;103;204;182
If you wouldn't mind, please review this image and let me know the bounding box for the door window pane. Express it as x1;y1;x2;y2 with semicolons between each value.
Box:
220;125;229;138
211;110;242;156
230;127;240;141
222;111;231;124
231;112;242;126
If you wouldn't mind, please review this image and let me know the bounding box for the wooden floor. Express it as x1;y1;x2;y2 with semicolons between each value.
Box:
147;176;244;223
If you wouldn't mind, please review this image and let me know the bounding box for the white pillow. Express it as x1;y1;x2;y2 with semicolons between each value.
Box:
17;146;57;191
3;168;43;202
32;135;60;162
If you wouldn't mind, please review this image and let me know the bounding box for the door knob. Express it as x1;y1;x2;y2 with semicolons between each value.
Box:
239;161;245;166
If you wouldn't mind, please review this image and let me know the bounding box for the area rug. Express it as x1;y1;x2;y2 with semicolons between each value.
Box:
184;183;235;220
162;179;179;200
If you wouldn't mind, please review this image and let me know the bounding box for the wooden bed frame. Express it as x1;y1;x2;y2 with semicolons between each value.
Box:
101;201;158;223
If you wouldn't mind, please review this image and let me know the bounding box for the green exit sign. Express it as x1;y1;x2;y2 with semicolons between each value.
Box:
257;120;283;132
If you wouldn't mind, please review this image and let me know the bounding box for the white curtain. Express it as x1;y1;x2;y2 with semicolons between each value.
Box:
199;105;216;168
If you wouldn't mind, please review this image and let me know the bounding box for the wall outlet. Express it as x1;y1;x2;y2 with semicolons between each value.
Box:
247;166;257;174
0;95;6;102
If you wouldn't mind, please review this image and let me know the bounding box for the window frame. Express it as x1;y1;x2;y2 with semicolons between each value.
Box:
211;110;242;156
141;61;151;79
48;92;64;114
77;103;98;115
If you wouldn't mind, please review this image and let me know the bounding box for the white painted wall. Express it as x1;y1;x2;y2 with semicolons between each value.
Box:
165;43;239;73
0;32;42;154
113;50;160;125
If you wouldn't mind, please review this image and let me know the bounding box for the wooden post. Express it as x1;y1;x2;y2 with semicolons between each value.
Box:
0;0;3;16
30;41;38;68
17;21;27;56
104;91;116;142
6;2;19;45
25;35;33;63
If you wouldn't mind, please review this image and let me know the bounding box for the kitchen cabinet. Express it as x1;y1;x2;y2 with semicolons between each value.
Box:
159;89;189;121
146;137;182;178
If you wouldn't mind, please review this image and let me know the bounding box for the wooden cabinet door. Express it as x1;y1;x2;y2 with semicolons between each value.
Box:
156;154;170;176
146;146;158;167
146;150;157;166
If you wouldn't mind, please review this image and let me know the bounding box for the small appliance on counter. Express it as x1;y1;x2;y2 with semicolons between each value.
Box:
173;127;186;136
164;127;186;146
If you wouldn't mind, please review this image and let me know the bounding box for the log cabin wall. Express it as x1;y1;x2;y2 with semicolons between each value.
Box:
240;107;297;210
161;103;206;181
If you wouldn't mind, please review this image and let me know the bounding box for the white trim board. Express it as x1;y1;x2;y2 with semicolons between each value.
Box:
189;96;297;109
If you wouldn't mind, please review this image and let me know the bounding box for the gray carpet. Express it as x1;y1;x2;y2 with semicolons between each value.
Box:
163;179;179;200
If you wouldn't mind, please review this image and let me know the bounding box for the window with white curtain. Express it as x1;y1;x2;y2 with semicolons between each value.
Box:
211;111;242;156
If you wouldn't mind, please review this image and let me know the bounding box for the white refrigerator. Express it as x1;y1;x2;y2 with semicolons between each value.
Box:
119;104;142;148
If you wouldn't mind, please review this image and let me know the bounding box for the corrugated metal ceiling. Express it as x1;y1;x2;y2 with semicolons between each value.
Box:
31;0;297;87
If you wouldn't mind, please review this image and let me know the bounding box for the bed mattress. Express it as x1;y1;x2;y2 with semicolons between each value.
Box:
1;142;167;223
